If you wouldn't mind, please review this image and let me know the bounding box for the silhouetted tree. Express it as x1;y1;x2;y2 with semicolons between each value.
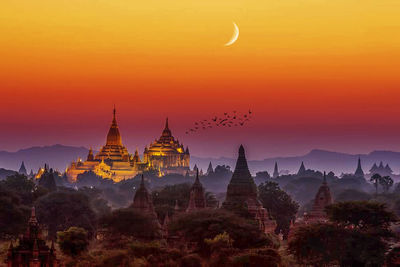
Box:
99;208;160;239
379;176;394;193
169;209;274;252
0;185;30;238
35;191;96;239
370;173;381;196
57;227;89;256
258;182;299;239
325;201;397;232
38;170;57;191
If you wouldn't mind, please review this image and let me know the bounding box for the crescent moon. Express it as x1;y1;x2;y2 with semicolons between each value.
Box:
225;22;239;47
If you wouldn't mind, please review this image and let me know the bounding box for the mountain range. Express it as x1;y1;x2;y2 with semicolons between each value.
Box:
1;145;400;177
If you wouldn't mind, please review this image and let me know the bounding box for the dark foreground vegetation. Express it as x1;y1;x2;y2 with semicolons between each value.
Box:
0;171;399;266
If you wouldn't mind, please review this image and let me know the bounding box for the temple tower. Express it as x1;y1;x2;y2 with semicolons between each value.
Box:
207;162;214;175
306;172;333;222
354;157;365;179
5;207;59;266
19;161;27;175
223;145;275;232
273;162;279;178
132;175;157;216
186;170;206;212
297;161;306;176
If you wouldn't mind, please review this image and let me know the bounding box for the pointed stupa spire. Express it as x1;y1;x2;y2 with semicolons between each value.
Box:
223;145;258;205
273;162;279;178
186;168;206;212
160;117;173;142
323;171;327;184
297;161;306;175
19;161;27;175
106;106;122;146
207;162;214;175
354;157;364;178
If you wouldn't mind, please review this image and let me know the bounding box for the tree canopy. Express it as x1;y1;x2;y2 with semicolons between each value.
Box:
258;182;299;239
35;191;97;239
169;209;274;252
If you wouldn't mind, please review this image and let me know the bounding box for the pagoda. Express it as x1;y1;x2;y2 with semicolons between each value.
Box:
206;162;214;175
222;145;275;232
297;162;306;176
354;157;365;179
143;118;190;175
186;169;206;212
66;107;142;182
5;207;59;267
305;172;333;222
18;161;27;175
272;162;279;178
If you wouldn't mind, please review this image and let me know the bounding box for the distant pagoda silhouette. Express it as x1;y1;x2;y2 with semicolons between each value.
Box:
222;145;275;232
354;157;365;179
206;162;214;175
297;161;306;176
18;161;27;175
273;162;279;178
305;172;333;222
186;169;206;212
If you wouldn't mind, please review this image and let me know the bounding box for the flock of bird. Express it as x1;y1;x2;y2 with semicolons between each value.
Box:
185;110;253;134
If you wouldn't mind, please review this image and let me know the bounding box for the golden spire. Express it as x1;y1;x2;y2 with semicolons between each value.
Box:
106;106;122;146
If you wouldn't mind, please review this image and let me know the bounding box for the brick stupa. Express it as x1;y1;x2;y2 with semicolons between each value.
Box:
222;145;275;232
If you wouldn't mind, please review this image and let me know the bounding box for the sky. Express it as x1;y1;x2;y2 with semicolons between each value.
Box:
1;0;400;159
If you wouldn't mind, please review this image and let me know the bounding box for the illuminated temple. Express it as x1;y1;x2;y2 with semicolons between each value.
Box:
66;108;190;182
143;118;190;176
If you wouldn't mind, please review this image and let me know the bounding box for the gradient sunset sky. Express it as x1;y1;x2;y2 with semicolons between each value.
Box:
1;0;400;159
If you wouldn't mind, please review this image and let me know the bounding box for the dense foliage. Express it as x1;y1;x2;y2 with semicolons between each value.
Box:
35;190;97;239
258;182;299;239
289;201;398;266
57;227;89;256
169;209;275;252
99;208;161;240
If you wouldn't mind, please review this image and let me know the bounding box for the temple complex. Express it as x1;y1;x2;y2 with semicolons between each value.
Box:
305;172;333;223
5;207;59;267
143;118;190;176
354;157;365;179
222;145;275;232
66;110;190;182
186;170;206;212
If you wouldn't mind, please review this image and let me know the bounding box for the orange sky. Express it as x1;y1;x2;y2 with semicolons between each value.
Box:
1;0;400;158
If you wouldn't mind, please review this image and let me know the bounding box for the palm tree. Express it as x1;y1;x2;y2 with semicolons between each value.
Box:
370;173;381;196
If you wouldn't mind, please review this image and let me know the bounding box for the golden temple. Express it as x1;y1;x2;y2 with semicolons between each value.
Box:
66;108;190;182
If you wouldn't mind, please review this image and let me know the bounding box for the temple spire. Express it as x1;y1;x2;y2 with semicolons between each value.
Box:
165;117;169;130
297;161;306;175
273;162;279;178
354;157;365;178
323;171;327;184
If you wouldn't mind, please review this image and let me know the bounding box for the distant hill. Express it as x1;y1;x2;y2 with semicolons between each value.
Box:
0;144;89;173
0;168;17;180
1;145;400;178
